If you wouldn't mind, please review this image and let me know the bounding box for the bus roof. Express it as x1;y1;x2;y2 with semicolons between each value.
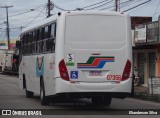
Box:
21;14;58;35
21;11;128;35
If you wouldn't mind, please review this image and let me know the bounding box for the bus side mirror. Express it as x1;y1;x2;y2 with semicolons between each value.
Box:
16;41;20;49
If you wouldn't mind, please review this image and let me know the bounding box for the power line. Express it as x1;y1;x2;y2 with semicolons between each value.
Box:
100;0;131;11
25;7;46;27
153;0;160;18
85;0;114;10
9;4;45;15
128;0;153;14
9;10;35;17
0;31;6;40
0;31;5;37
120;0;140;9
100;0;145;11
99;3;114;10
0;22;5;27
0;5;46;21
53;3;73;11
0;34;7;44
123;0;151;12
82;0;111;9
9;8;46;18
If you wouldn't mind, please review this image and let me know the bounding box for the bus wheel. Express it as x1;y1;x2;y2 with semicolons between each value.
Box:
91;96;112;106
24;79;34;98
25;90;34;98
40;79;48;105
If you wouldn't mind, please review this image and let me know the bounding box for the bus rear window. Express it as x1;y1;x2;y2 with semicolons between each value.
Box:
65;15;126;43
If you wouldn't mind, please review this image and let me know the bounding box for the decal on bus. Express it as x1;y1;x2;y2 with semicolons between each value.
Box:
66;54;75;66
36;56;44;77
77;56;115;69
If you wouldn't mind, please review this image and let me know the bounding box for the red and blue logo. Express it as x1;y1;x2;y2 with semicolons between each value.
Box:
77;56;115;69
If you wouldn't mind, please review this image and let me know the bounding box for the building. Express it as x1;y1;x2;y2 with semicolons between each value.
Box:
0;39;17;50
133;17;160;87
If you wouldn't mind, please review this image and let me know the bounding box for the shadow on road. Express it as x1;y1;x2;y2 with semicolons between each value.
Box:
32;95;111;110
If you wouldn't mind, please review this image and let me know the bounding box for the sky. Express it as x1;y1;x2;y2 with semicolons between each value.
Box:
0;0;160;41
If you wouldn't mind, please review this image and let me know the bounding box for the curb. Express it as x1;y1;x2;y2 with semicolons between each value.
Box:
132;93;160;103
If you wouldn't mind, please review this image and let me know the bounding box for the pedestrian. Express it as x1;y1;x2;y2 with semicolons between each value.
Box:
134;67;139;86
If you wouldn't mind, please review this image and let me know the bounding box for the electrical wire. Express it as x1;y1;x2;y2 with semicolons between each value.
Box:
8;4;45;16
52;1;112;11
53;3;74;11
120;0;140;9
0;5;46;20
123;0;151;12
25;7;46;27
152;0;160;18
0;30;5;35
100;0;131;10
9;10;36;18
0;32;6;40
82;0;111;9
85;0;114;10
0;34;7;43
0;23;5;27
128;0;153;14
100;0;145;11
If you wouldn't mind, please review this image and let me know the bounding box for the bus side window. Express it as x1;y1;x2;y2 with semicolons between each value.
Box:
41;27;45;53
37;28;43;53
36;30;39;53
52;23;56;52
32;31;36;54
45;25;51;52
24;34;27;55
26;33;29;55
20;35;24;55
46;23;56;52
28;32;32;54
43;26;49;52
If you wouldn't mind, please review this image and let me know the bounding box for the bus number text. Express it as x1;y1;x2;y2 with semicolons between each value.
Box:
107;75;121;80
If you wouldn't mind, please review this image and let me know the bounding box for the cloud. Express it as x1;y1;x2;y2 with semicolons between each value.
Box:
0;0;159;39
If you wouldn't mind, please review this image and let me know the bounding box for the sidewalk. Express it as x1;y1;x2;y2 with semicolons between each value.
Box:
133;85;160;103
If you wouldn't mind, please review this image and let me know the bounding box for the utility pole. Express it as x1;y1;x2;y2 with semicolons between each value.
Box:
1;5;13;50
47;0;51;18
115;0;120;12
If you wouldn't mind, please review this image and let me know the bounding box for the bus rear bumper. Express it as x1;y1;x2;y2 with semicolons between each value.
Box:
55;77;132;98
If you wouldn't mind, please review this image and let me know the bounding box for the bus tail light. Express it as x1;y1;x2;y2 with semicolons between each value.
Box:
121;60;131;81
59;59;69;81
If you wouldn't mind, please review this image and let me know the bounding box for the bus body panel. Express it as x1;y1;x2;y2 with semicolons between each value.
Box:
55;76;132;94
61;13;132;94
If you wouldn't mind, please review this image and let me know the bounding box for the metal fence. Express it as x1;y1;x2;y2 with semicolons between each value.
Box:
148;76;160;95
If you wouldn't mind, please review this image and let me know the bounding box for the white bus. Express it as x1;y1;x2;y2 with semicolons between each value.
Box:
19;11;132;106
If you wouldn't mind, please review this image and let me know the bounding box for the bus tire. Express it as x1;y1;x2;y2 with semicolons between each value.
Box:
24;78;34;98
40;79;48;105
26;90;34;98
91;96;112;106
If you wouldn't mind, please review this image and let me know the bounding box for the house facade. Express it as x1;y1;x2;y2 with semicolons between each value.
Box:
133;18;160;86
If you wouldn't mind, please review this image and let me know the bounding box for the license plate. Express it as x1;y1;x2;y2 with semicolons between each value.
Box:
89;71;102;76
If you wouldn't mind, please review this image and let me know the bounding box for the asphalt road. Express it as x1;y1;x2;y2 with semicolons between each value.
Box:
0;74;160;118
